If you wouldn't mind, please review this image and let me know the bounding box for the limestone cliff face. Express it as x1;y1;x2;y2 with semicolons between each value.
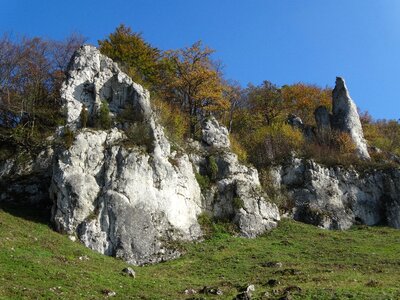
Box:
192;118;280;238
270;158;400;229
51;128;203;265
50;45;279;264
51;45;203;265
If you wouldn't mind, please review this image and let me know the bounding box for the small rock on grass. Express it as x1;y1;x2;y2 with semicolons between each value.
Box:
121;267;136;278
199;286;223;295
234;284;256;300
184;288;197;295
101;289;116;297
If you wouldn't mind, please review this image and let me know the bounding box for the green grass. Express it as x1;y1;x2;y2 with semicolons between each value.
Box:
1;206;400;299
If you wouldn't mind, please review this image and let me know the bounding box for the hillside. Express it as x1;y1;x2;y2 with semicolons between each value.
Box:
1;26;400;300
1;206;400;299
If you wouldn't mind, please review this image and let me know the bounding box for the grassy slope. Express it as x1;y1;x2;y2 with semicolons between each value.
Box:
0;206;400;300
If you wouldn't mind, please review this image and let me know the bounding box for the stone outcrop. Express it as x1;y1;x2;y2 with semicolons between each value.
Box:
331;77;370;159
314;106;331;130
52;45;202;265
270;158;400;229
62;45;152;130
286;77;370;160
50;45;280;264
287;114;304;130
201;117;231;149
191;118;280;238
51;128;202;265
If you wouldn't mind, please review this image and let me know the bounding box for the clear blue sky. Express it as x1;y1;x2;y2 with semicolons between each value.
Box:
1;0;399;120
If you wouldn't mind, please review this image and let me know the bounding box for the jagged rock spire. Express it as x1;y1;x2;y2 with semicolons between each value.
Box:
331;77;370;159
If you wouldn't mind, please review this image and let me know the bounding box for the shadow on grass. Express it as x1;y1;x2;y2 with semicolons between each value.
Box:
0;202;52;226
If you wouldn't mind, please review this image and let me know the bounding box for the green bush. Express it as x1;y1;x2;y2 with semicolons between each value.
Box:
63;127;75;149
197;212;237;239
232;197;244;210
195;172;210;191
93;100;112;129
124;122;154;152
229;134;248;163
259;169;294;213
244;123;305;168
207;155;218;181
197;212;213;237
152;98;190;146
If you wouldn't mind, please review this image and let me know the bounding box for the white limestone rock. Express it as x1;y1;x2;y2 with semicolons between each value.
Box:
331;77;370;159
272;158;400;229
202;117;230;149
51;128;203;265
52;45;280;265
52;45;202;265
193;117;280;237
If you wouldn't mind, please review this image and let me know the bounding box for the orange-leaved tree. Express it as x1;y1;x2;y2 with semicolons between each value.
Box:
281;83;332;125
163;41;227;135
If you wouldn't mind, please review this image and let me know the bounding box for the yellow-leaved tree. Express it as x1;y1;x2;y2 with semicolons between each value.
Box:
163;41;228;135
281;83;332;125
98;24;161;90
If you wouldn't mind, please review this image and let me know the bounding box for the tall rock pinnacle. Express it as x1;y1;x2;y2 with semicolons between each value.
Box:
331;77;370;159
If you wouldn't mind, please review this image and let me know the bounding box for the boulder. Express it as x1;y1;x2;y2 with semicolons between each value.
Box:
62;45;152;129
331;77;370;159
121;267;136;278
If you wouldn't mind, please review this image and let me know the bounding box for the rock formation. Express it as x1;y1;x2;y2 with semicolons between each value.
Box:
331;77;370;159
287;114;304;130
270;158;400;229
314;106;331;130
191;117;280;238
50;45;279;264
286;77;370;160
51;45;203;265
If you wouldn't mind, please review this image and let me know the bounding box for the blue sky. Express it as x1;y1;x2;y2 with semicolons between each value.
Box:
1;0;399;120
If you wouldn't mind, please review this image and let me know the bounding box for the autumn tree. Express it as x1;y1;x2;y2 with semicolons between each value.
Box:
281;83;332;124
98;24;161;90
363;118;400;156
246;80;286;126
163;41;227;135
221;81;243;133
